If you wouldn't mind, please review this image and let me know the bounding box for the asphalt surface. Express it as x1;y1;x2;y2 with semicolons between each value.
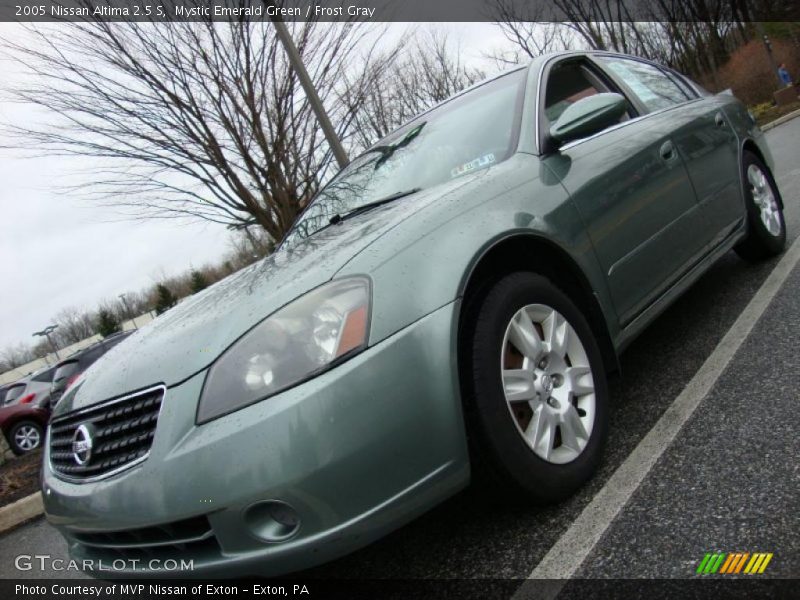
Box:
1;118;798;584
576;254;800;579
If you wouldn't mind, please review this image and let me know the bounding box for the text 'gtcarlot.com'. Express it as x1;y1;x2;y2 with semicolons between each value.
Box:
14;553;193;572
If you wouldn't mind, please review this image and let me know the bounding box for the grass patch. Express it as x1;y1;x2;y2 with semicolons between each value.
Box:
749;100;800;127
0;449;42;507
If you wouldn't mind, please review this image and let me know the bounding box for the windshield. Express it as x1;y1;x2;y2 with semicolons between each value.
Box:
286;68;527;243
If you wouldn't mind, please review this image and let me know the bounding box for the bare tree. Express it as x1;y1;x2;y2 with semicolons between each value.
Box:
343;29;486;151
488;0;579;65
0;344;37;371
115;291;152;320
227;227;274;269
52;307;96;346
1;1;389;242
486;0;783;85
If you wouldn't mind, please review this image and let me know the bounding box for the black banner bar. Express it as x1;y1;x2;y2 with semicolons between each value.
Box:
1;0;800;23
1;579;797;600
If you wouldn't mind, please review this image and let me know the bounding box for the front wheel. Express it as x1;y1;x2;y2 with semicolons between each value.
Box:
462;272;609;504
8;420;43;455
735;152;786;261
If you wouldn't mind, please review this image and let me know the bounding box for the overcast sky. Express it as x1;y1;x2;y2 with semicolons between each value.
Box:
0;22;514;352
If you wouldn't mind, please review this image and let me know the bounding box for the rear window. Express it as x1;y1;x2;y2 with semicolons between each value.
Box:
79;346;107;368
32;366;57;383
101;333;130;352
53;361;81;384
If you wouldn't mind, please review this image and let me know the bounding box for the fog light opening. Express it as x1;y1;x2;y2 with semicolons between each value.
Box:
244;500;301;543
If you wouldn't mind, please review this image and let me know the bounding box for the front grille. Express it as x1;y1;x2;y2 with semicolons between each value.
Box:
71;515;221;564
49;385;164;480
73;515;212;549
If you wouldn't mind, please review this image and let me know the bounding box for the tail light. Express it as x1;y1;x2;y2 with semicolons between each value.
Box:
19;393;36;404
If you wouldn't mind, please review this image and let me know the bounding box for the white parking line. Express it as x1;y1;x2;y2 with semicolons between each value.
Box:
516;233;800;594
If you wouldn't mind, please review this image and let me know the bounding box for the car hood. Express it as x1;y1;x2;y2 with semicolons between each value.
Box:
62;175;483;413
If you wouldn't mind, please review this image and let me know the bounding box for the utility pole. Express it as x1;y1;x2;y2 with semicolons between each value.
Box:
270;18;349;169
33;324;60;361
119;293;138;329
755;22;784;87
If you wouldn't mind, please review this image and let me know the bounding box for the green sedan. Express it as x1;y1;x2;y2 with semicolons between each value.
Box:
42;51;785;577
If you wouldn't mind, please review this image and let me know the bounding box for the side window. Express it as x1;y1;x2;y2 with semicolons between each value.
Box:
4;384;25;404
665;68;699;99
544;61;632;127
598;57;690;112
670;69;709;98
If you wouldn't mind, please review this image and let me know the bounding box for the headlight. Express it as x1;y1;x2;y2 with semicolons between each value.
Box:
197;277;371;423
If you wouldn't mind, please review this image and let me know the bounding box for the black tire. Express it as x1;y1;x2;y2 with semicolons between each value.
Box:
735;151;786;261
8;420;43;455
461;272;609;504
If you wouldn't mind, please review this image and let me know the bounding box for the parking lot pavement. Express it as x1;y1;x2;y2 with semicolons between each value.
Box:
574;254;800;579
0;516;85;579
1;118;799;584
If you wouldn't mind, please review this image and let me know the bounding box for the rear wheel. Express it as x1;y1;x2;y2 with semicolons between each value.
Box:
735;152;786;261
9;420;43;455
462;272;608;503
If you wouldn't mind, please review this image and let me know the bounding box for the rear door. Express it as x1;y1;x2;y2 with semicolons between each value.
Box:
539;55;705;327
595;55;742;253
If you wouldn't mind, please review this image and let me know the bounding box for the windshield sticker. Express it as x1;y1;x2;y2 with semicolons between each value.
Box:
451;153;496;179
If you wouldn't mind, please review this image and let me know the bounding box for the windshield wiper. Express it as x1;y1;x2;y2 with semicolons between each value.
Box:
328;188;423;226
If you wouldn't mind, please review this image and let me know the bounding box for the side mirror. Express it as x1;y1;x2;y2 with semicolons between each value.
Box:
549;93;627;147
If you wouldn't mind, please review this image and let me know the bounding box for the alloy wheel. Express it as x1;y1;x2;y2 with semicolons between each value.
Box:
501;304;596;464
747;164;781;237
14;425;41;451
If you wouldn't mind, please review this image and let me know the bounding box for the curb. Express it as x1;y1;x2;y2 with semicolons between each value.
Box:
761;108;800;131
0;492;44;535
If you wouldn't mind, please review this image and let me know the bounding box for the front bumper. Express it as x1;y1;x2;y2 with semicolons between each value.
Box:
42;301;469;577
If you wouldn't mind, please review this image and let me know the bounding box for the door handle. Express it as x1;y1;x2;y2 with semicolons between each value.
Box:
715;112;726;128
659;140;675;162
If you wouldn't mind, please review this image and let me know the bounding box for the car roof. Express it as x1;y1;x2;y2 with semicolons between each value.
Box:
1;381;25;389
56;331;134;366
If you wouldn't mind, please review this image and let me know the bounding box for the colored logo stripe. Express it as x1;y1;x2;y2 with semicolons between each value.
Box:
745;553;773;574
697;552;773;574
720;552;747;574
719;553;737;573
697;553;726;574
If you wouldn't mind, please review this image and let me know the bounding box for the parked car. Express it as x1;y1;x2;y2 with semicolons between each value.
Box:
12;365;58;408
0;402;49;454
42;51;785;577
48;332;134;408
0;382;27;407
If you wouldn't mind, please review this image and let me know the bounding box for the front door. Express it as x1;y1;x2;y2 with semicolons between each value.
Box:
540;56;705;327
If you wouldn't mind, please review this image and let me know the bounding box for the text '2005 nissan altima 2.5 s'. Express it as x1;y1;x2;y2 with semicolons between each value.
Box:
42;51;786;577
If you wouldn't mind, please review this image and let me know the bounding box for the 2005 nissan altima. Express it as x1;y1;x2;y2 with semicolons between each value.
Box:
42;51;785;576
